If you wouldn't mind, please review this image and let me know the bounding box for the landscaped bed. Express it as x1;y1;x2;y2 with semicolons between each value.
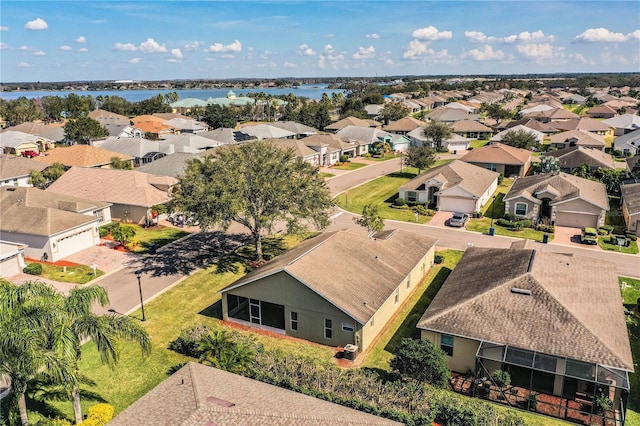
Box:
23;260;104;284
330;161;368;171
100;223;190;254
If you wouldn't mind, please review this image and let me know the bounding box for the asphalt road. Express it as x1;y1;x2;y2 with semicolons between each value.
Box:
98;156;639;315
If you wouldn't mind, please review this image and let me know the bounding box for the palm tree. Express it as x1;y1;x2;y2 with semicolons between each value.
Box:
197;329;259;375
61;286;151;424
0;280;77;426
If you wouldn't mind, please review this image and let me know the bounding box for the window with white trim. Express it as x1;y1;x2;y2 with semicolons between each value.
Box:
440;334;454;356
407;191;417;202
515;202;528;216
290;311;298;331
487;163;497;172
394;289;399;304
324;319;332;339
342;323;354;332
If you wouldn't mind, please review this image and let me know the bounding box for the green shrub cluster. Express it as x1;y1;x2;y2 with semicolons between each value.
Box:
599;225;614;235
394;197;407;207
23;262;43;275
434;254;445;264
536;224;555;234
607;235;630;247
168;324;212;357
339;154;350;163
495;218;532;230
78;404;114;426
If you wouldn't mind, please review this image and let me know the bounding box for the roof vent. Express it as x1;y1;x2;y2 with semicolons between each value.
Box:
511;287;531;296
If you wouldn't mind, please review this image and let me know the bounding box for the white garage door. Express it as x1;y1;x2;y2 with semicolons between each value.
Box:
54;229;95;260
554;212;598;229
439;197;476;213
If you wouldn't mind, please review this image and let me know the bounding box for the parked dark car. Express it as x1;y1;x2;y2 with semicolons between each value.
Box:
448;212;469;228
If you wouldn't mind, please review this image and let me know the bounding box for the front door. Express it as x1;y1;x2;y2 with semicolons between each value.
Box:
540;198;552;220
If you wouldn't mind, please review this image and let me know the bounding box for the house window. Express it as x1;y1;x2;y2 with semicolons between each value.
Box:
487;163;497;172
324;319;333;339
407;191;417;202
515;203;528;216
342;323;355;332
440;334;454;356
370;316;375;328
394;289;399;304
290;312;298;331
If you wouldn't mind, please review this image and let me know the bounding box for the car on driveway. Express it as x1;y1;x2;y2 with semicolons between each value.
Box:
580;227;598;245
448;212;469;228
21;150;39;158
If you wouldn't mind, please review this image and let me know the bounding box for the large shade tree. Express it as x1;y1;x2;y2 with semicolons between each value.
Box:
64;117;109;145
175;140;333;261
405;144;437;174
421;121;452;149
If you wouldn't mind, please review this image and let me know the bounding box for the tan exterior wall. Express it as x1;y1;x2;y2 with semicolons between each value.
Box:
110;204;150;224
554;199;606;227
505;197;539;220
421;330;480;374
621;201;640;236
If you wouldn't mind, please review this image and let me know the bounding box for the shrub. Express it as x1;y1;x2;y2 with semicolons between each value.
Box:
426;209;436;216
625;232;637;241
434;254;445;264
518;219;533;228
503;213;517;222
98;226;110;238
496;218;516;228
600;225;614;234
472;211;483;219
436;146;449;153
168;324;212;357
339;154;349;163
362;153;371;158
394;197;407;206
413;205;427;216
498;173;504;185
23;262;43;275
491;370;511;390
390;338;451;388
80;404;114;426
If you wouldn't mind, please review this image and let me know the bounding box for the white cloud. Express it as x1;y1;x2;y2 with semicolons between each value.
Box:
129;57;141;64
19;45;32;51
33;50;46;56
24;18;48;30
365;33;379;39
385;58;394;65
75;36;86;44
516;30;555;43
171;48;183;59
411;26;452;41
465;30;554;44
183;41;200;51
139;38;167;53
574;28;629;42
0;26;8;31
113;42;137;51
324;44;334;54
59;45;73;51
205;39;242;53
570;53;589;64
403;39;432;59
0;43;9;50
465;31;497;43
352;45;375;60
600;50;630;65
516;43;555;59
628;30;640;40
283;61;297;68
78;47;88;53
166;58;180;63
297;44;316;56
220;54;235;59
18;62;31;67
465;45;505;61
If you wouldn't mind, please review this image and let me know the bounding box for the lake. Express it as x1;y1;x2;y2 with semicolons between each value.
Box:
0;84;344;102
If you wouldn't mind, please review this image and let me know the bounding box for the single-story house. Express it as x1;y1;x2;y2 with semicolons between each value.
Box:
548;129;606;151
364;104;383;118
490;125;544;146
109;363;401;426
46;167;176;224
0;131;50;156
561;93;587;105
163;117;208;134
270;121;318;138
586;104;618;119
627;156;640;175
0;186;111;262
504;118;560;137
602;114;640;136
451;120;493;140
551;117;614;138
0;241;27;277
300;133;354;164
324;116;381;132
239;124;295;140
544;146;614;172
32;144;134;168
613;129;640;156
417;247;633;425
87;109;131;126
460;143;532;177
3;122;63;146
620;182;640;237
336;126;410;154
136;152;199;178
0;155;48;187
406;128;471;152
220;229;437;353
383;117;426;135
270;138;322;166
425;107;480;123
503;172;609;228
398;160;499;213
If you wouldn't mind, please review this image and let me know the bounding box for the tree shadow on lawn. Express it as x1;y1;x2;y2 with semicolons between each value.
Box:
199;300;223;319
387;171;418;179
383;267;452;355
132;231;247;278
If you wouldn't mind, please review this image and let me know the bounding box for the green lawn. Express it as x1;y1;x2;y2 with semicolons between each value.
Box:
330;161;368;171
481;178;514;218
36;262;105;284
598;237;639;254
466;217;553;242
100;224;190;254
320;171;335;178
470;139;490;149
367;152;402;161
620;277;640;426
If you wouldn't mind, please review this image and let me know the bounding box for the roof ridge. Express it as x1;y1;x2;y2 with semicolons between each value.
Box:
188;362;203;410
285;231;340;266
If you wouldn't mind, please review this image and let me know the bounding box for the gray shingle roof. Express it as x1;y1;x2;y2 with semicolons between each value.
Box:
400;160;499;198
621;182;640;216
544;146;614;169
109;362;402;426
0;155;48;180
460;143;531;166
221;229;437;324
417;248;633;371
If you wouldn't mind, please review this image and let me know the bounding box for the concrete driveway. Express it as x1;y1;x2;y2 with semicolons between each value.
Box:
63;241;137;273
551;226;601;250
429;211;452;228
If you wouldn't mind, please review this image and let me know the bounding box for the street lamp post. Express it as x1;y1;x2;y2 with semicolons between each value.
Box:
489;195;497;236
135;270;146;322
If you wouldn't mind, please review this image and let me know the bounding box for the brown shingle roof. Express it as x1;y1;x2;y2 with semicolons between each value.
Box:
400;160;499;198
221;229;437;324
544;146;614;169
383;116;425;132
46;167;175;207
0;155;48;179
32;145;132;167
450;119;492;133
460;143;531;166
551;117;612;133
109;363;401;426
417;248;633;370
325;116;380;131
504;172;609;210
621;183;640;216
548;129;605;148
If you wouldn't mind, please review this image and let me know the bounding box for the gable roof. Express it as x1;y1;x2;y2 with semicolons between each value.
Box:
587;104;618;116
603;114;640;131
270;121;318;135
336;126;395;145
87;109;130;125
417;248;633;371
240;124;295;140
460;143;531;166
450;119;493;133
3;122;66;141
109;362;401;426
0;130;52;149
325;116;380;131
137;152;199;178
32;144;132;167
551;117;612;133
505;118;560;133
491;125;544;143
268;138;319;158
544;146;614;169
548;129;606;148
221;229;437;325
383;116;425;133
399;160;499;197
621;182;640;216
46;167;176;207
300;133;356;152
504;172;609;210
0;155;48;180
425;107;479;122
1;186;108;237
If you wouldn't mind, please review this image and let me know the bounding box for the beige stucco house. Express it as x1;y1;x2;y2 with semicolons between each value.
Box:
398;160;499;213
0;241;27;277
620;182;640;237
459;143;532;178
503;172;609;228
220;229;436;353
418;247;633;425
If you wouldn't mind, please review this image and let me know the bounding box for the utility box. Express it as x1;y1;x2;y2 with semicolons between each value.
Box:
343;344;358;361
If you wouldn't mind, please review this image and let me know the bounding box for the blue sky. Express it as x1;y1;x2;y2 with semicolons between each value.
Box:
1;1;639;82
